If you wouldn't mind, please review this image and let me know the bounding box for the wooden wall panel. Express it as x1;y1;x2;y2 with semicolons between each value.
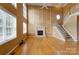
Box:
0;3;17;16
63;4;76;20
17;3;23;37
28;5;63;37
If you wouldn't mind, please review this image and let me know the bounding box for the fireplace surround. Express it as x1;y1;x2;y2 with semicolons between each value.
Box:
35;26;45;37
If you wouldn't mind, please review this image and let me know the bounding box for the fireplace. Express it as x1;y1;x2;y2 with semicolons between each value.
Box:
37;30;43;35
35;26;45;37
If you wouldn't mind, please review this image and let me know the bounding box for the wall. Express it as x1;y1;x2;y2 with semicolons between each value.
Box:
0;3;27;54
63;4;77;24
28;5;63;37
63;4;78;41
63;15;77;41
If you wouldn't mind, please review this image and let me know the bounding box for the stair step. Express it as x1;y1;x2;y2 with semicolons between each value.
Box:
56;25;72;39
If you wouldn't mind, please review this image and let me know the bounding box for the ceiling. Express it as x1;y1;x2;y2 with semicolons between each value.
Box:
28;3;68;7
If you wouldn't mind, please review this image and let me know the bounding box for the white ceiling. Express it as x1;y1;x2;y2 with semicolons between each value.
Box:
28;3;67;7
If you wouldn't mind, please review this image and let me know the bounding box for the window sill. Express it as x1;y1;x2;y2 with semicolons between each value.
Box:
0;37;16;45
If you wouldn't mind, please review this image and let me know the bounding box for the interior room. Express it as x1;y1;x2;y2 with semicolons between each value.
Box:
0;3;78;55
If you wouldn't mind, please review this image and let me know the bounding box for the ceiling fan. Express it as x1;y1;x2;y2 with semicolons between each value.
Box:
40;3;48;9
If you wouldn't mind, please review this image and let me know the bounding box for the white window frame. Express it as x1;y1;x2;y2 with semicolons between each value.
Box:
0;9;17;45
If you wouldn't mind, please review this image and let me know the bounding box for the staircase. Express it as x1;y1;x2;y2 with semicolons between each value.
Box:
56;25;72;40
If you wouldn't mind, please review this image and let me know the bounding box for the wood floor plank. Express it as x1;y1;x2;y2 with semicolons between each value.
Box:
12;37;77;55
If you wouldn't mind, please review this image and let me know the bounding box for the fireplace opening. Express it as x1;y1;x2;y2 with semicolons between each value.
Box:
37;30;43;35
35;26;45;37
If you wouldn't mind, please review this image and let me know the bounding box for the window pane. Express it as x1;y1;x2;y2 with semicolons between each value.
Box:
23;22;26;34
12;3;17;8
0;9;16;45
0;19;3;25
0;27;3;35
23;4;27;18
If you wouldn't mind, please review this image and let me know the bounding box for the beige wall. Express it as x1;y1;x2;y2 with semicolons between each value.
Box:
63;15;77;41
28;5;63;37
63;4;78;41
0;3;27;54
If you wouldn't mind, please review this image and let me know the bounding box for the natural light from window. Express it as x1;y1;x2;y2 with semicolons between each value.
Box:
56;14;60;20
23;22;26;34
23;4;27;19
0;9;16;45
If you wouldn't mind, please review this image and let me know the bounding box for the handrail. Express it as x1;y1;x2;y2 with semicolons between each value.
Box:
56;25;71;39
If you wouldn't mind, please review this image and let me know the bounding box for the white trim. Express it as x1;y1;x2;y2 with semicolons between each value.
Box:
63;12;79;26
35;26;45;37
62;25;77;42
6;43;19;55
53;26;65;42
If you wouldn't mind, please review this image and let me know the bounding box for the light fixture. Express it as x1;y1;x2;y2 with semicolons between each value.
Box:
56;14;60;20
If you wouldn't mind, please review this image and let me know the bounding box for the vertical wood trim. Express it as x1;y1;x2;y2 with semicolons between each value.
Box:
17;3;23;38
27;4;29;36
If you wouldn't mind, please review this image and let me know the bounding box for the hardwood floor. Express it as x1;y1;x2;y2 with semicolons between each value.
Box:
12;36;78;55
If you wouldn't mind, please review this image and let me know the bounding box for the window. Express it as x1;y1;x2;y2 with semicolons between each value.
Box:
23;3;27;34
23;22;26;34
23;4;27;19
0;9;16;45
56;14;60;20
12;3;17;8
